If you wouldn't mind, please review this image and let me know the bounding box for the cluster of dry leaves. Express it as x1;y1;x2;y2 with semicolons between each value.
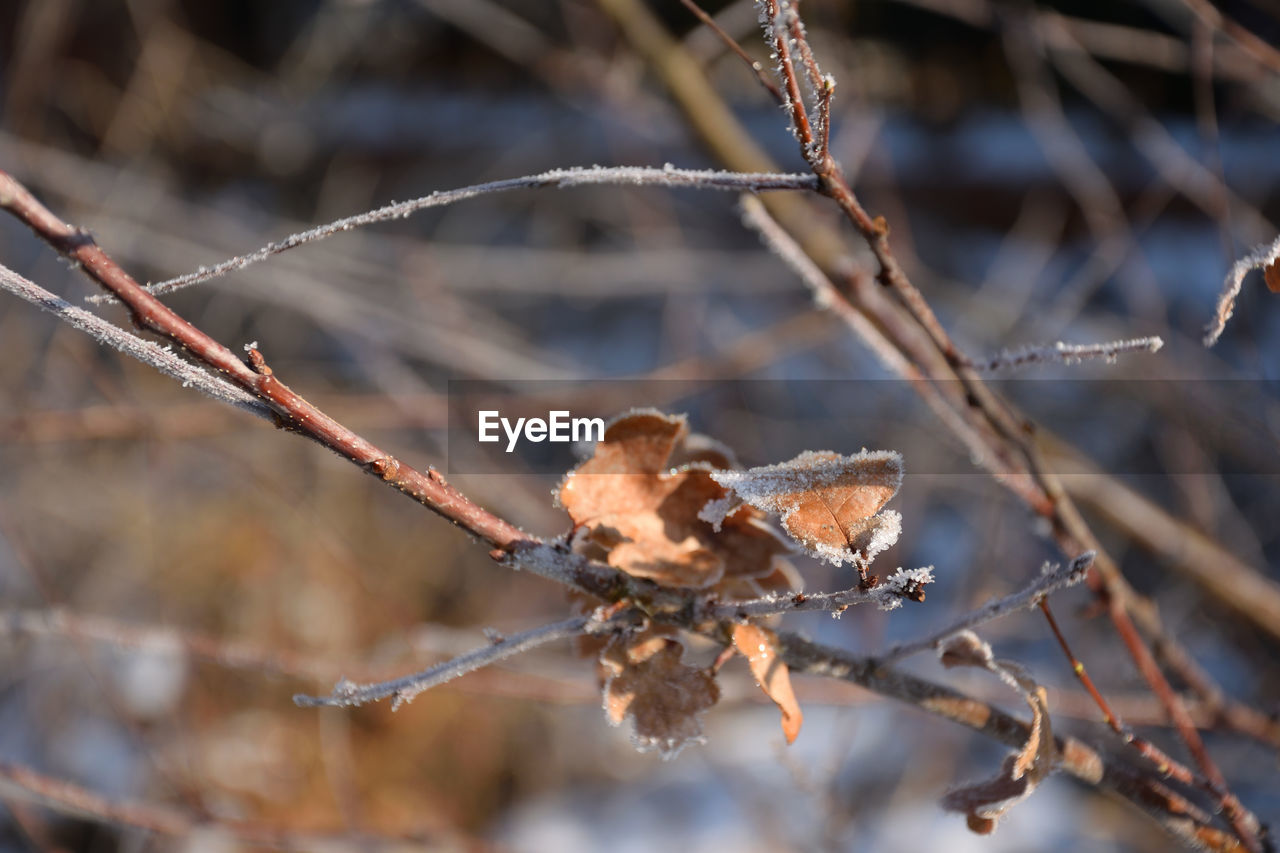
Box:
554;410;907;757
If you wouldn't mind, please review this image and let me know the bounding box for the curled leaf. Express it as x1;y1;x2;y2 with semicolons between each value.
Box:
732;623;803;744
937;630;1056;834
601;634;719;760
711;449;903;567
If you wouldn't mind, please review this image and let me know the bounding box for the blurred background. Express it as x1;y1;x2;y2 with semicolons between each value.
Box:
0;1;1277;850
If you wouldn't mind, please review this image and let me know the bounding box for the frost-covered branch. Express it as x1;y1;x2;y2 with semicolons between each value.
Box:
0;263;273;420
1204;234;1280;346
875;553;1093;664
967;337;1163;372
90;166;819;302
294;615;604;710
709;566;935;619
737;194;912;375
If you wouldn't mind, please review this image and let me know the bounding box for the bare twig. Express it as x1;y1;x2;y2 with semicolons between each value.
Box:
737;194;909;374
89;166;818;302
876;554;1093;664
1174;0;1280;76
677;0;785;103
1039;600;1195;787
966;337;1164;372
1204;234;1280;345
295;615;603;710
709;566;936;620
0;263;272;420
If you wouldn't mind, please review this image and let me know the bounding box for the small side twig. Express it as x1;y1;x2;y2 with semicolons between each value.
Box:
1203;233;1280;346
88;166;819;302
876;553;1093;664
967;337;1164;372
707;566;936;620
1038;598;1262;847
0;263;272;420
677;0;784;104
294;615;608;710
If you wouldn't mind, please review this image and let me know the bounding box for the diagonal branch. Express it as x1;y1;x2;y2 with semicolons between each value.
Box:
876;553;1093;664
295;615;603;710
88;166;819;302
0;263;272;419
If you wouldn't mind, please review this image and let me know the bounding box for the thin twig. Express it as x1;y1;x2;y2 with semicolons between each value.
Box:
876;553;1093;664
1039;600;1189;783
708;566;936;619
677;0;785;103
1204;234;1280;345
294;615;600;710
966;337;1164;372
87;166;818;302
0;263;272;420
737;194;910;374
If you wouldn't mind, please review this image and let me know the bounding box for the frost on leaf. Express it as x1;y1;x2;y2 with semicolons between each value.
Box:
557;410;793;592
601;634;719;760
937;630;1056;835
711;449;903;569
731;623;803;744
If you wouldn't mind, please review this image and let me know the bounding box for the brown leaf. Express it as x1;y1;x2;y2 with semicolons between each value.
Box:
557;411;792;591
1266;259;1280;294
937;631;1056;833
711;449;903;567
601;634;719;759
731;623;803;744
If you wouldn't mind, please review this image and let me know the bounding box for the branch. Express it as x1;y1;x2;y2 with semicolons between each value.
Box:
966;337;1164;372
0;168;531;554
774;632;1241;851
1204;234;1280;346
0;263;272;420
709;566;936;619
294;615;601;710
87;166;819;302
875;553;1093;664
677;0;784;104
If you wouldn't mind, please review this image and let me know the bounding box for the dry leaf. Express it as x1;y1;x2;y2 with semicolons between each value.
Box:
938;630;1056;834
711;449;903;567
732;623;803;744
1266;259;1280;294
557;410;792;590
601;634;719;759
